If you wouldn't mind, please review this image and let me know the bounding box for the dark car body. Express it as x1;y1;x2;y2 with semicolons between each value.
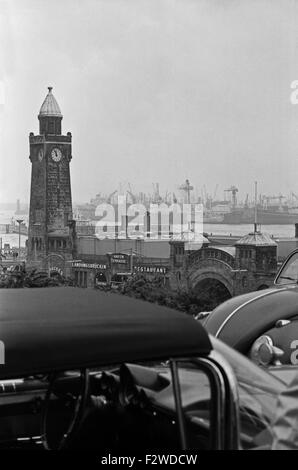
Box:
0;287;289;450
203;249;298;366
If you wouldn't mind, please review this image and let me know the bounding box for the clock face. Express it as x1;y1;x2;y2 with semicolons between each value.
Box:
51;148;62;162
38;148;43;162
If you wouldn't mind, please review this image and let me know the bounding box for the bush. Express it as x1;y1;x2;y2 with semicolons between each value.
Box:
96;274;216;316
0;267;72;288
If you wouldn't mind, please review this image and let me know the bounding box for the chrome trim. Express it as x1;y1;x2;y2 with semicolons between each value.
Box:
191;356;226;449
170;360;187;450
275;319;291;328
215;288;288;337
274;249;298;285
208;350;241;450
174;356;228;449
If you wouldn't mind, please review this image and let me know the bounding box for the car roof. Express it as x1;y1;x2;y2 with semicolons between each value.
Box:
203;285;298;352
0;287;212;379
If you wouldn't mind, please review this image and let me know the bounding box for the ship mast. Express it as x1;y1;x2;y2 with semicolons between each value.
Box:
254;181;258;233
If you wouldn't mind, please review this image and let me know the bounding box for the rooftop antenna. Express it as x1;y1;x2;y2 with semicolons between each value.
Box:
254;181;258;233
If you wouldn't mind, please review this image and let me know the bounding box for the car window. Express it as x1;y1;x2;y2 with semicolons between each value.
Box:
275;252;298;284
176;363;212;449
138;341;286;449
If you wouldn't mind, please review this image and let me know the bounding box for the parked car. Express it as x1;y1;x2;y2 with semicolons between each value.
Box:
0;287;292;450
203;249;298;367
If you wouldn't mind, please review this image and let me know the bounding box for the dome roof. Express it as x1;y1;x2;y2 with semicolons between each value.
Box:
39;87;62;117
172;229;210;245
235;231;277;247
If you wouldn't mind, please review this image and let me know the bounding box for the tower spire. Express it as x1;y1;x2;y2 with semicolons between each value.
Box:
38;87;62;134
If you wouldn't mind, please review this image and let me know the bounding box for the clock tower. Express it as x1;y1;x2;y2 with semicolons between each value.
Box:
27;87;76;275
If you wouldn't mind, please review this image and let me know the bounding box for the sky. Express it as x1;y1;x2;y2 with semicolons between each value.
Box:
1;0;298;205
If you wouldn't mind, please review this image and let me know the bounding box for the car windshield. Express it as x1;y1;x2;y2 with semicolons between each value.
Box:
275;252;298;284
211;336;286;448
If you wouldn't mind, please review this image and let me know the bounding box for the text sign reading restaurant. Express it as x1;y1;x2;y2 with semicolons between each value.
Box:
134;265;168;274
72;262;107;270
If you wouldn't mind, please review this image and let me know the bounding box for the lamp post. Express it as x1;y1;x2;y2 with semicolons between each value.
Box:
16;219;24;260
130;247;134;273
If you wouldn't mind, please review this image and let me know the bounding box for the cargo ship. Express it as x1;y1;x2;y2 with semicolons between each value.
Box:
223;206;298;225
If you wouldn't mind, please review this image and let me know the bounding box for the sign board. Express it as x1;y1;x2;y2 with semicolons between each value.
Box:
134;265;167;274
50;266;64;276
110;253;129;265
72;262;107;270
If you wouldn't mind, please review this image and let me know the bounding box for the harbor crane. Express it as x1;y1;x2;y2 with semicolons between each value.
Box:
179;179;194;204
126;182;136;204
152;183;162;204
263;194;286;209
213;184;219;201
224;186;238;207
107;190;117;204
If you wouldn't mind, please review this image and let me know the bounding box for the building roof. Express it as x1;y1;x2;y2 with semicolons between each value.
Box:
235;231;277;247
213;246;236;257
39;87;62;117
172;230;210;245
0;287;212;379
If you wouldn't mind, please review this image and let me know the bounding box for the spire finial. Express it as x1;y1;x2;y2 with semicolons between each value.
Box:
48;86;53;93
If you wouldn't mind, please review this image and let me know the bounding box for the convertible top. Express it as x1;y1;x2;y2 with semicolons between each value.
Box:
0;288;212;379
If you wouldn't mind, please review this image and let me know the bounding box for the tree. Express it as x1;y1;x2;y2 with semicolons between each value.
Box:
96;274;223;317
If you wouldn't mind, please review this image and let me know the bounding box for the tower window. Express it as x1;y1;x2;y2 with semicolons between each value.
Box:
49;121;55;134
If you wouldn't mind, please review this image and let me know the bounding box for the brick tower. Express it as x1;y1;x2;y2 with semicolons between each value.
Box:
27;87;75;276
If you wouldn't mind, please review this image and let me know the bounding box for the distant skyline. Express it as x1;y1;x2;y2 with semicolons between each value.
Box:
1;0;298;204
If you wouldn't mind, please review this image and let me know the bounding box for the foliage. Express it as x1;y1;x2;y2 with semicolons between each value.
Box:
0;266;73;288
95;274;229;316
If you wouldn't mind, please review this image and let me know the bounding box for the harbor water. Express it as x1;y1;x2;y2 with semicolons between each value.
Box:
203;224;297;238
0;210;297;249
0;210;28;248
